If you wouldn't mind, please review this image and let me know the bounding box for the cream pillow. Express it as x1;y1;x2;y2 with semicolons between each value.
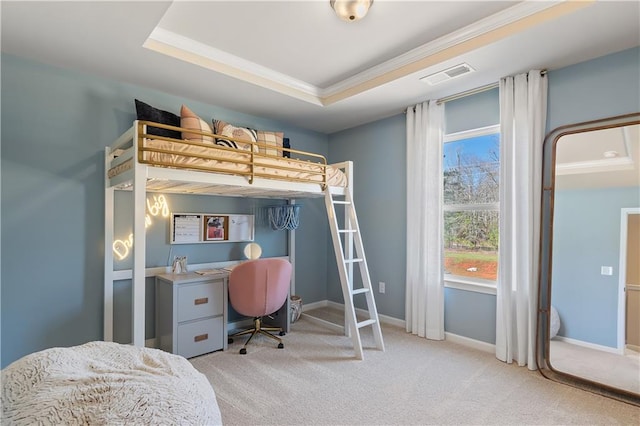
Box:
257;130;285;156
213;119;259;152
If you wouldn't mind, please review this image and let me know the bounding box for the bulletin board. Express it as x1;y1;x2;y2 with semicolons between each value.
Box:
170;213;254;244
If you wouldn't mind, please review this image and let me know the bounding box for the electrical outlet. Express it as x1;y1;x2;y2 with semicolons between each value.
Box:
379;281;385;294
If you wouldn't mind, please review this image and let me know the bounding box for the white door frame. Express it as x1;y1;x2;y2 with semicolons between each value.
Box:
617;207;640;351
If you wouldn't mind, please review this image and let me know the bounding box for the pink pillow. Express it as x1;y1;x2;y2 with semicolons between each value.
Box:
181;105;214;144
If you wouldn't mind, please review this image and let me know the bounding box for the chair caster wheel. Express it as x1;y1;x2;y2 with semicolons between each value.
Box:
279;331;286;336
277;343;284;349
228;337;234;344
239;348;247;355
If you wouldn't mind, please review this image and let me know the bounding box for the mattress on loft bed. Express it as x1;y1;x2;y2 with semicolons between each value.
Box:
108;138;347;187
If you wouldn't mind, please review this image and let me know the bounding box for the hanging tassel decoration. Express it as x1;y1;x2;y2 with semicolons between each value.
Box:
267;205;301;231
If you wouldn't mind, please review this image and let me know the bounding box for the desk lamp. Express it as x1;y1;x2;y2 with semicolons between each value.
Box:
243;242;262;260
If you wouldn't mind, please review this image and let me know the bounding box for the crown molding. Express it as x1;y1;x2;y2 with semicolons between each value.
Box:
556;157;634;175
144;1;592;107
322;1;570;97
320;0;592;105
144;27;323;105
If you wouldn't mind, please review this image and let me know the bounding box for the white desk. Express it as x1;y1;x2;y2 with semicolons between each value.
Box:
155;271;228;358
155;269;290;358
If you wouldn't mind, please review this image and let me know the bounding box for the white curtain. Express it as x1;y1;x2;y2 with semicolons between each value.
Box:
405;100;445;340
496;71;547;369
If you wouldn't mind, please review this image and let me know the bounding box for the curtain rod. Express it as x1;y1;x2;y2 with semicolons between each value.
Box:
430;69;548;106
405;70;547;113
436;82;498;105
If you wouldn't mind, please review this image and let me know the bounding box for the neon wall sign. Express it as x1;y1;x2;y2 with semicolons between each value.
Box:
113;195;169;260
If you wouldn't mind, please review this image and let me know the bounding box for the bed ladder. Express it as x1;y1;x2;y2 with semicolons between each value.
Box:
324;188;385;360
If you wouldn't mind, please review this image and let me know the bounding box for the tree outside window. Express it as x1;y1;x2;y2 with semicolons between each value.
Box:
443;126;500;283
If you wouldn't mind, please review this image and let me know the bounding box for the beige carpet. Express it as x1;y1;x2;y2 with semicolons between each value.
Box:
190;316;640;425
550;340;640;395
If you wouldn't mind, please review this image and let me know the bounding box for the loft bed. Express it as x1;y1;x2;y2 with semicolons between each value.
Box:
104;120;354;347
107;121;349;198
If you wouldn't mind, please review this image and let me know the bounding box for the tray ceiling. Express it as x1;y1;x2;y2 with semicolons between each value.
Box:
2;1;639;133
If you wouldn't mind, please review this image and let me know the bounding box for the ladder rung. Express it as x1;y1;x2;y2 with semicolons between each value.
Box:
357;319;377;329
338;229;357;233
344;258;363;264
332;200;351;205
352;288;370;295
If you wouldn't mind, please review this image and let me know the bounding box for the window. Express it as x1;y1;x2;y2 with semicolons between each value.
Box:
443;125;500;289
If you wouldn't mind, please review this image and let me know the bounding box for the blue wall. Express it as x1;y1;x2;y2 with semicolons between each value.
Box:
327;114;407;316
110;193;288;343
327;89;499;343
552;187;639;348
1;53;330;367
547;47;640;132
540;46;640;349
327;47;639;345
445;87;499;134
444;288;497;343
2;44;638;367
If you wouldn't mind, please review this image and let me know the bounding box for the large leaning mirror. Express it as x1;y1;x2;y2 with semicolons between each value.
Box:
538;113;640;406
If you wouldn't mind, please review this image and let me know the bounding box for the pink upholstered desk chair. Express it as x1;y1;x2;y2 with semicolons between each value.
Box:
227;258;292;354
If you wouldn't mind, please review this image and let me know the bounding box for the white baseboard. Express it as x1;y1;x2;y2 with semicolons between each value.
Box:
324;300;406;328
325;300;344;311
301;312;345;333
376;312;405;328
445;332;495;353
553;335;622;355
283;299;496;354
300;300;343;332
301;300;329;312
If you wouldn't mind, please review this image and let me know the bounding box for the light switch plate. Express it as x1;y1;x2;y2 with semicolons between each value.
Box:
601;266;613;276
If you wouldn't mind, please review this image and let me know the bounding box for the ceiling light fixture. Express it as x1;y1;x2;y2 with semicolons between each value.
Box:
330;0;373;22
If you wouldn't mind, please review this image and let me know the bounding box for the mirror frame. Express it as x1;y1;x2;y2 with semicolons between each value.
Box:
537;112;640;406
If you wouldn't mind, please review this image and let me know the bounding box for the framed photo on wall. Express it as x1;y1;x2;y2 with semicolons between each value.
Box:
170;213;253;244
204;215;228;241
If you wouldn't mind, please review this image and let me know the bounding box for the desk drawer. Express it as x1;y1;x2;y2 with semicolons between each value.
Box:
177;317;223;358
177;280;223;322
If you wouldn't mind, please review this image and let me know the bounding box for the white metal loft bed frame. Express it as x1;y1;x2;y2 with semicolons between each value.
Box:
104;121;353;346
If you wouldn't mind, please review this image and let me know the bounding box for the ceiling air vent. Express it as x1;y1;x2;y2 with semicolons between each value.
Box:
420;63;475;86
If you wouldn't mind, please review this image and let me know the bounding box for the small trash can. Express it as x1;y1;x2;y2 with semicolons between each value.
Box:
290;295;302;323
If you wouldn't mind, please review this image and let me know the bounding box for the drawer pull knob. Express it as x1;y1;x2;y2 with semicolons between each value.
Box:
194;297;208;305
194;333;209;342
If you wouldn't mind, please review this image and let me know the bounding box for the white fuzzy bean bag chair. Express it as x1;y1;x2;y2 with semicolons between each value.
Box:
1;341;222;425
